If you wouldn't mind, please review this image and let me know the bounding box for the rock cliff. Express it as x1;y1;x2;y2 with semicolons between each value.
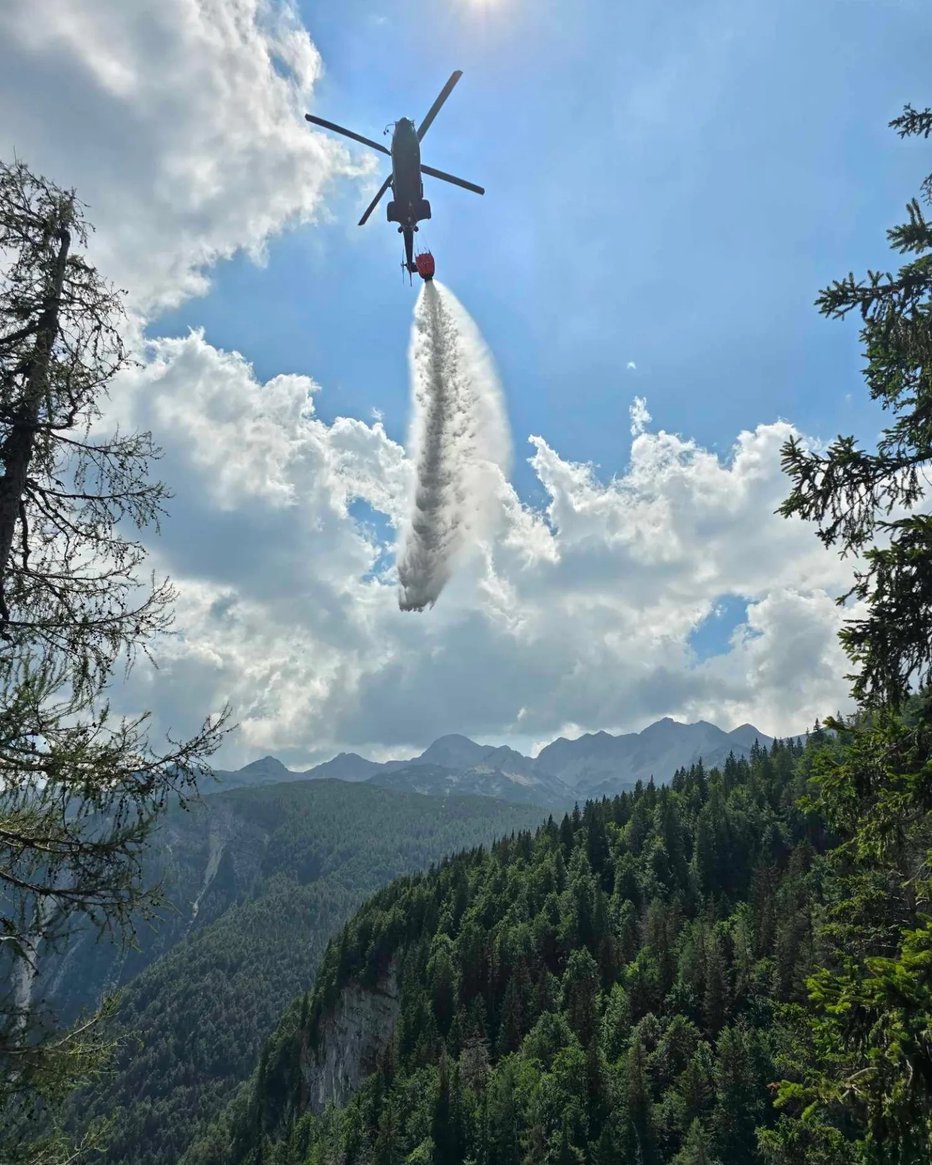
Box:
300;966;399;1114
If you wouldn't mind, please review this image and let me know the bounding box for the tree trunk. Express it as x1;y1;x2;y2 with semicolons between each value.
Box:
0;223;71;622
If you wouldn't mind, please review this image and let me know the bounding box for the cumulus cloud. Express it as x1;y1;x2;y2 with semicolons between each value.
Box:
0;0;363;312
0;0;858;766
116;328;854;764
700;588;851;730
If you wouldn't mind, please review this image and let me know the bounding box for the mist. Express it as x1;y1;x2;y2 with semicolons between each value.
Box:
397;281;511;612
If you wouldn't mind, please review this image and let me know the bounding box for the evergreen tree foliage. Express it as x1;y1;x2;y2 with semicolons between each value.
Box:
779;106;932;707
762;106;932;1163
761;703;932;1163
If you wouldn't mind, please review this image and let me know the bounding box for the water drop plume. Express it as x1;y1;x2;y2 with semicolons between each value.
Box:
397;280;510;612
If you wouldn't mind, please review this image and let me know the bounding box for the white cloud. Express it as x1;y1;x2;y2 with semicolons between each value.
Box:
629;395;651;436
115;327;854;764
0;0;859;768
0;0;364;313
626;361;637;371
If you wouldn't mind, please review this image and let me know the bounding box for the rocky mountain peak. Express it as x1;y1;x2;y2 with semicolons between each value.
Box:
415;734;494;770
240;755;288;774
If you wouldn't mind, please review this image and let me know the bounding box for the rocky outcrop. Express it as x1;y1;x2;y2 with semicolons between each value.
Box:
300;966;399;1114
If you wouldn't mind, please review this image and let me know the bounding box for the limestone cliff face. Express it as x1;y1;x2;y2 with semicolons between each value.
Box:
300;966;399;1114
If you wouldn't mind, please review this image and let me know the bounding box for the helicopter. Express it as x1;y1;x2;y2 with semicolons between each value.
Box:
305;70;484;281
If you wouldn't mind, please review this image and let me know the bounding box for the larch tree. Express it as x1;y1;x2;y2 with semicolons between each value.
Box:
0;160;227;1160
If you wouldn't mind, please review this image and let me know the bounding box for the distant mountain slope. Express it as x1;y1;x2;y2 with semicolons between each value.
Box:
301;750;383;782
536;717;773;794
62;780;546;1165
412;733;499;770
207;754;306;792
368;761;574;809
210;718;779;805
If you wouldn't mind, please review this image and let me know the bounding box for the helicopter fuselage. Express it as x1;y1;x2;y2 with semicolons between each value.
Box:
388;119;430;229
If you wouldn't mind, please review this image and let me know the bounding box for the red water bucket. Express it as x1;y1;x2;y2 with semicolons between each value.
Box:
415;251;435;281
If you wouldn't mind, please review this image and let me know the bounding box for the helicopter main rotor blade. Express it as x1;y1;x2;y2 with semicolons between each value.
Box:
417;70;463;142
358;175;393;226
420;164;484;196
305;114;391;156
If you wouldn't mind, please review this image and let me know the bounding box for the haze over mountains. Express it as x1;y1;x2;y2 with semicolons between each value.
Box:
211;717;782;809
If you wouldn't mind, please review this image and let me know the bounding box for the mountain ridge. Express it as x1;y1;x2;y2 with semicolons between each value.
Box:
208;717;781;806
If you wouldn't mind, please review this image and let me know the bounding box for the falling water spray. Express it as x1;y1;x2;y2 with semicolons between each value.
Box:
397;281;510;612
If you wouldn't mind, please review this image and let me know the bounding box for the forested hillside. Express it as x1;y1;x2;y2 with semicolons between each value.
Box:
183;736;835;1165
61;781;546;1165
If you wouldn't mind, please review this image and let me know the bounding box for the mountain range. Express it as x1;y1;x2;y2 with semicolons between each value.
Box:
209;717;781;809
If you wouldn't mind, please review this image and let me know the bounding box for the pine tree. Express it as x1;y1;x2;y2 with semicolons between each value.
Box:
561;947;600;1046
711;1026;762;1164
702;933;729;1036
496;976;524;1057
373;1099;404;1165
431;1053;464;1165
622;1037;657;1165
671;1119;721;1165
600;983;632;1063
591;1121;622;1165
428;935;458;1036
675;1045;715;1128
484;1059;522;1165
550;1122;584;1165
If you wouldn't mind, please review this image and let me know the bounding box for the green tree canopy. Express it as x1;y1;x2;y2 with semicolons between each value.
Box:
780;106;932;706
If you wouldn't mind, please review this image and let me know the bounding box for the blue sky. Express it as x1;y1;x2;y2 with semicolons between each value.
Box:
2;0;928;763
153;0;930;498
